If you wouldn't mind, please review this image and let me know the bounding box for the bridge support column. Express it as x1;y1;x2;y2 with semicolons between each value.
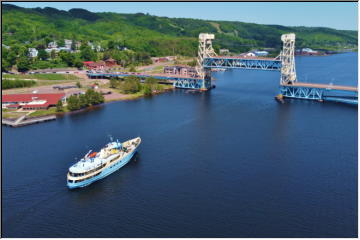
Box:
197;33;217;91
280;33;297;85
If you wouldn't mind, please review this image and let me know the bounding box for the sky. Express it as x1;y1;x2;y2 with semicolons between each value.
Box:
6;2;358;30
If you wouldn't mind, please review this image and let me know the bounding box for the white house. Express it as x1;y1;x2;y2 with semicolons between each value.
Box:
302;48;317;54
28;48;38;58
64;39;72;49
240;52;256;57
220;49;230;55
48;41;58;49
254;51;269;56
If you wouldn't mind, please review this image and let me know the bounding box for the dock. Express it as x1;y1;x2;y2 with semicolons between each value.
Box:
2;115;57;127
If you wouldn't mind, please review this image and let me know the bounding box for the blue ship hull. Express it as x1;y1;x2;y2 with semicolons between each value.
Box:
67;147;138;189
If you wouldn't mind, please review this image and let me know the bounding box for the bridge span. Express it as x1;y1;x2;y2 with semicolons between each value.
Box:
203;56;281;71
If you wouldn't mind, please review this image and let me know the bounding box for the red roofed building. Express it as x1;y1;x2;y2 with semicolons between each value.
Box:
105;58;117;67
83;61;106;71
2;93;65;110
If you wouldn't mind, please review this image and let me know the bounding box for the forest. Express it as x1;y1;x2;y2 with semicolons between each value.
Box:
2;4;357;71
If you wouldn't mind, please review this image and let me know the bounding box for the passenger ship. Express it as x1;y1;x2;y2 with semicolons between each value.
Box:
67;137;141;189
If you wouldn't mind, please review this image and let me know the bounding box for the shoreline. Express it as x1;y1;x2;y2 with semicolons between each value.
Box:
2;86;175;122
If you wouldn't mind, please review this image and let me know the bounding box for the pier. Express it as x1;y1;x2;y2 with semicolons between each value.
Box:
2;115;57;127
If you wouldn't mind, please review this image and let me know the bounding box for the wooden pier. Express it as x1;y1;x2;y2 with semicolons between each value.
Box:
2;115;57;127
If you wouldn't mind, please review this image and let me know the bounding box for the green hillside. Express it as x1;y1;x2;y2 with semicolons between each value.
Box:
1;4;357;71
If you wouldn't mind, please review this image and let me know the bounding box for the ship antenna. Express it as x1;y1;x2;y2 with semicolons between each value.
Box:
108;134;113;142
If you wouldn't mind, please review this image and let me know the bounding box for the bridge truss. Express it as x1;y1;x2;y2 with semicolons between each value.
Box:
202;57;281;70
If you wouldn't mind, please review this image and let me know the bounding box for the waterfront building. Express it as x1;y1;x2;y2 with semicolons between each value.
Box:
2;93;65;110
164;65;197;76
83;61;106;71
105;58;117;67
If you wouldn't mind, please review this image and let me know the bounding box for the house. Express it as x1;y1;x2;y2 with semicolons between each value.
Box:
254;51;269;57
75;41;82;49
58;47;71;52
2;93;65;110
28;48;38;58
164;65;197;77
151;56;176;63
105;58;117;67
239;52;256;57
91;84;99;90
48;41;58;49
302;48;316;53
83;61;106;71
64;39;72;49
45;48;58;54
301;48;319;55
220;49;230;55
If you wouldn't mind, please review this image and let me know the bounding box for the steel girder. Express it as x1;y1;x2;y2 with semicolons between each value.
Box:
203;57;281;70
173;79;204;89
280;85;358;104
280;85;323;100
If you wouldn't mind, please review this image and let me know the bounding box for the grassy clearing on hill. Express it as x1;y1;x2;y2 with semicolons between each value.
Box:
2;73;81;81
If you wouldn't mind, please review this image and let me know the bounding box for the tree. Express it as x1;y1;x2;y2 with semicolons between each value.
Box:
38;49;49;60
109;78;118;88
17;57;31;72
50;50;57;59
59;51;75;66
71;39;77;50
129;65;136;72
56;100;64;112
80;46;97;61
143;84;152;96
66;95;80;111
121;76;141;94
78;94;89;108
85;89;104;105
58;39;65;47
74;59;84;69
188;59;197;67
76;81;82;88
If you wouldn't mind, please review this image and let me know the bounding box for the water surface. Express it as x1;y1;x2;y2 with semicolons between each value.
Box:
2;52;357;237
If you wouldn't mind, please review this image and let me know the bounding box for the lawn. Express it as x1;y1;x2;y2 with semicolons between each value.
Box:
28;107;69;117
2;111;26;119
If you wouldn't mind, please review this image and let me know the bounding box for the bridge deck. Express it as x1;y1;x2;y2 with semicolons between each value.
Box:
214;55;279;61
283;82;358;92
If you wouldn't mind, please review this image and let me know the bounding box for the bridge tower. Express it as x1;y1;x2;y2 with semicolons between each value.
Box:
196;33;217;90
280;33;297;85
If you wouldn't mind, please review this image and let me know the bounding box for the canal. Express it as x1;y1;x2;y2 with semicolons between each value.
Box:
2;52;357;237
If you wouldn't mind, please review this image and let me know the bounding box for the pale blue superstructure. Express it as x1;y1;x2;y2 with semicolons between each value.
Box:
67;137;141;189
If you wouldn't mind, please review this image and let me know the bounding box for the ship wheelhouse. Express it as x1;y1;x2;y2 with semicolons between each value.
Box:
67;162;106;183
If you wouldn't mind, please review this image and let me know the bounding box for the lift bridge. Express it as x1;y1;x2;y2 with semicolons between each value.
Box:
175;33;358;104
88;33;357;104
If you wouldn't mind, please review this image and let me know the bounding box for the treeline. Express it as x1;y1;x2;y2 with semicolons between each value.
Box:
66;89;104;111
3;79;36;89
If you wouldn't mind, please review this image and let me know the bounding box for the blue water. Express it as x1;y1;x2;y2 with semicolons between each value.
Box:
2;52;357;237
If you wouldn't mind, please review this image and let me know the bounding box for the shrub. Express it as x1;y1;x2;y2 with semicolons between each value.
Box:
2;79;36;89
